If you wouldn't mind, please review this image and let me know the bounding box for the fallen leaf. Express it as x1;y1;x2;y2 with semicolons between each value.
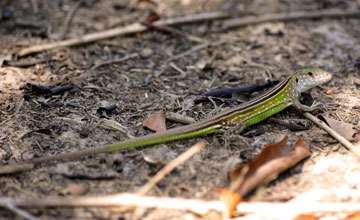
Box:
142;153;167;165
59;184;88;196
230;135;311;197
219;189;242;219
222;136;311;218
195;59;207;70
293;213;318;220
318;115;357;141
325;89;333;95
345;213;360;220
142;110;166;132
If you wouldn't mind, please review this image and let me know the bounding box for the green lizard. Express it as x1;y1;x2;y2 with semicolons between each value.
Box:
0;68;332;174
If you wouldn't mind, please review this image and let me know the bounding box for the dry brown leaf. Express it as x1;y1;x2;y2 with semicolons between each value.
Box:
142;110;166;133
325;89;333;95
345;213;360;220
318;115;357;141
59;184;88;196
222;135;311;218
293;213;318;220
230;135;311;197
219;189;242;219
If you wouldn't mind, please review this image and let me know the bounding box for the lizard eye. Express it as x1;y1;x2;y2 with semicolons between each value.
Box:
308;72;313;76
296;77;299;83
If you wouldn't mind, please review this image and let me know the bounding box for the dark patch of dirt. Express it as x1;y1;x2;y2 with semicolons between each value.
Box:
1;0;360;219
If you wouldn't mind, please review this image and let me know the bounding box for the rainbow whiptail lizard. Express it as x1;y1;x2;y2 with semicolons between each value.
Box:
0;68;332;174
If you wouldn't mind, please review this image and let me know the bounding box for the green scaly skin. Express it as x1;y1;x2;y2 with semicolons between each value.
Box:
0;68;332;174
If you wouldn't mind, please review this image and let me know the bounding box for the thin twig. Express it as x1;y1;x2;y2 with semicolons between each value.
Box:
2;194;360;218
0;194;224;214
34;139;44;152
165;112;196;125
169;62;187;76
18;11;230;56
57;117;133;138
137;141;206;195
235;201;360;219
60;0;85;39
223;9;360;28
0;163;35;174
30;0;39;13
3;202;40;220
303;112;360;160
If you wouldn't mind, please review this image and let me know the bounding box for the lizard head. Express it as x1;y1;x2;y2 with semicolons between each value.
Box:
294;68;332;93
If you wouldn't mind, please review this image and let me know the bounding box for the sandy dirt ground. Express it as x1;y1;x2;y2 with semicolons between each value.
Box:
1;0;360;219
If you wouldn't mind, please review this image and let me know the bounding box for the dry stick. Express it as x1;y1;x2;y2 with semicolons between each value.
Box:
303;112;360;160
137;141;206;195
59;0;85;40
223;9;360;28
169;62;187;76
57;117;132;138
235;201;360;219
17;11;230;57
0;194;224;215
2;194;360;217
30;0;39;13
0;163;35;174
165;112;196;125
3;202;40;220
19;9;359;57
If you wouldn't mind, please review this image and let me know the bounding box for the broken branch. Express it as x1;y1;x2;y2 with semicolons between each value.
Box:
223;9;360;28
17;11;230;56
0;194;224;215
303;112;360;160
137;141;206;195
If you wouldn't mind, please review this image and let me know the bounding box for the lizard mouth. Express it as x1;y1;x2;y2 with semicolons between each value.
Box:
300;92;315;107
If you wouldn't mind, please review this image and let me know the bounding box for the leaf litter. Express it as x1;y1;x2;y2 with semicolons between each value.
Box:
221;135;311;217
0;0;360;219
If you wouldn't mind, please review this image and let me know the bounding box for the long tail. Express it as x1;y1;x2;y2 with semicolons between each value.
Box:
0;122;223;174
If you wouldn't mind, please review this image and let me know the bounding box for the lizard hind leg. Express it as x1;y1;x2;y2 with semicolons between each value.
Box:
222;120;247;148
221;120;247;135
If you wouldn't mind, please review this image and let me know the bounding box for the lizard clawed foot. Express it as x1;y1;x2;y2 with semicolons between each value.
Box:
222;121;247;148
294;98;325;112
310;101;325;109
221;121;246;135
224;133;252;149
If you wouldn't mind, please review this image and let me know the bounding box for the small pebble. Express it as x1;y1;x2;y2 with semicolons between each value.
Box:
140;48;153;58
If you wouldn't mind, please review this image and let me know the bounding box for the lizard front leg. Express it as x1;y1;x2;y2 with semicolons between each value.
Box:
293;97;323;112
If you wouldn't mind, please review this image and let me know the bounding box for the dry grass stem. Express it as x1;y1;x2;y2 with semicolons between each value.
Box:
137;141;206;195
223;9;360;28
18;11;230;56
0;194;224;215
303;112;360;160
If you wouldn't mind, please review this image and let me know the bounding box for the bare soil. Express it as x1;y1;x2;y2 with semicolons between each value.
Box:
0;0;360;219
